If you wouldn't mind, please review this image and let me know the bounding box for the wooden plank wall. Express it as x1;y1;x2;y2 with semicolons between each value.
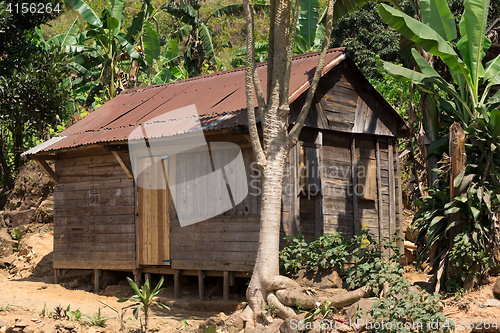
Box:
167;147;260;271
53;148;136;270
322;133;396;242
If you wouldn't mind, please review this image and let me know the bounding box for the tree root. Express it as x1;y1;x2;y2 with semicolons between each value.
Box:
265;275;300;292
276;285;373;310
266;291;296;319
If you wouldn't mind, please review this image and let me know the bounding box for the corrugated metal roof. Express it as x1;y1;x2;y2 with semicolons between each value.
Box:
24;48;348;155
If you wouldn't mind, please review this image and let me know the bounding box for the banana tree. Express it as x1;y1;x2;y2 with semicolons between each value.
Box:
378;0;500;124
161;1;267;76
56;0;162;102
378;0;500;290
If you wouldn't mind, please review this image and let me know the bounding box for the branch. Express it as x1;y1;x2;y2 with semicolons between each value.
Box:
287;0;337;146
282;0;301;106
243;0;266;166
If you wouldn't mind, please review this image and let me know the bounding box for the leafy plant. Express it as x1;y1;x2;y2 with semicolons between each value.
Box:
0;304;11;312
83;308;108;327
368;290;453;332
118;277;169;333
344;230;407;295
280;231;350;274
11;227;24;251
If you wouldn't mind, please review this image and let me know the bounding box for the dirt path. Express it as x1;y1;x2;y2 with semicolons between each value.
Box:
0;269;239;332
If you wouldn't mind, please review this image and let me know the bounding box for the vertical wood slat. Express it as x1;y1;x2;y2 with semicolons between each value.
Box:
388;138;396;254
315;132;323;239
376;138;383;243
292;145;300;235
351;135;359;235
395;143;404;255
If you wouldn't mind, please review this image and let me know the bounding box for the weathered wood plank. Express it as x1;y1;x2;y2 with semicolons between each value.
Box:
171;251;257;262
55;196;134;209
54;251;135;261
388;138;396;251
351;136;359;236
54;224;135;235
53;260;135;270
54;187;134;200
54;233;134;243
376;138;384;243
55;179;133;191
170;240;259;252
56;206;135;217
54;242;134;252
171;260;253;271
55;215;135;226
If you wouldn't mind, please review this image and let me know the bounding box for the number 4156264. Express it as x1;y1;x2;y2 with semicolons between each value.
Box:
6;2;63;14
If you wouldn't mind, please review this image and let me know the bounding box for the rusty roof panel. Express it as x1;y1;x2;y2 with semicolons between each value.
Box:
24;49;347;154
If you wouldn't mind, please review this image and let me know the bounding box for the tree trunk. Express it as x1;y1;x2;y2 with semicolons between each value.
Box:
13;124;23;171
447;122;466;283
242;0;336;326
0;136;13;190
246;140;289;319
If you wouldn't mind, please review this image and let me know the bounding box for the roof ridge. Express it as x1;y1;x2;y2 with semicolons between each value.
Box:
122;48;345;95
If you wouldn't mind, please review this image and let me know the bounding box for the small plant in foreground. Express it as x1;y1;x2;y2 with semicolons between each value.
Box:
84;308;108;327
0;304;11;312
118;277;169;333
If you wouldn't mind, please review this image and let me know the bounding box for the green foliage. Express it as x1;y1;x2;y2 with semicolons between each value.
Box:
11;228;24;241
344;230;406;295
279;231;350;274
412;110;500;288
368;290;453;333
118;277;169;333
83;308;108;327
331;2;400;79
0;304;11;312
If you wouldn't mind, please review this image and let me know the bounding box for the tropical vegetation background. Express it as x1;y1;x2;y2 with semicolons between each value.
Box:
1;0;500;296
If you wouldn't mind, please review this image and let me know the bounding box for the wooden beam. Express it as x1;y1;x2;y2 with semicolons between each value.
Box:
395;142;405;257
351;135;359;236
198;270;205;301
223;271;230;301
35;159;59;184
111;150;133;179
388;138;396;257
376;138;383;245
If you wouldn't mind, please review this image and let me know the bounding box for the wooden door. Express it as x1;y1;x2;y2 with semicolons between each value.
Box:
137;158;171;266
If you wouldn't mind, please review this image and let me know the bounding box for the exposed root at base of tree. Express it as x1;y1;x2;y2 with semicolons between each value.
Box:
240;274;373;329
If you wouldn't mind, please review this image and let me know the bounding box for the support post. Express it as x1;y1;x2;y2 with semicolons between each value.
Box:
133;269;142;286
94;269;101;294
174;270;180;299
198;270;205;301
145;273;151;285
223;271;230;301
54;268;59;284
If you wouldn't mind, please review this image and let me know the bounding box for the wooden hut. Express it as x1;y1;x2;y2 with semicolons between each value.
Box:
23;48;409;298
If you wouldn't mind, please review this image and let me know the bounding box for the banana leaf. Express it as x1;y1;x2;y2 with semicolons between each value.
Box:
66;0;102;28
143;22;160;67
458;0;491;91
297;0;320;50
419;0;456;42
378;4;468;79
